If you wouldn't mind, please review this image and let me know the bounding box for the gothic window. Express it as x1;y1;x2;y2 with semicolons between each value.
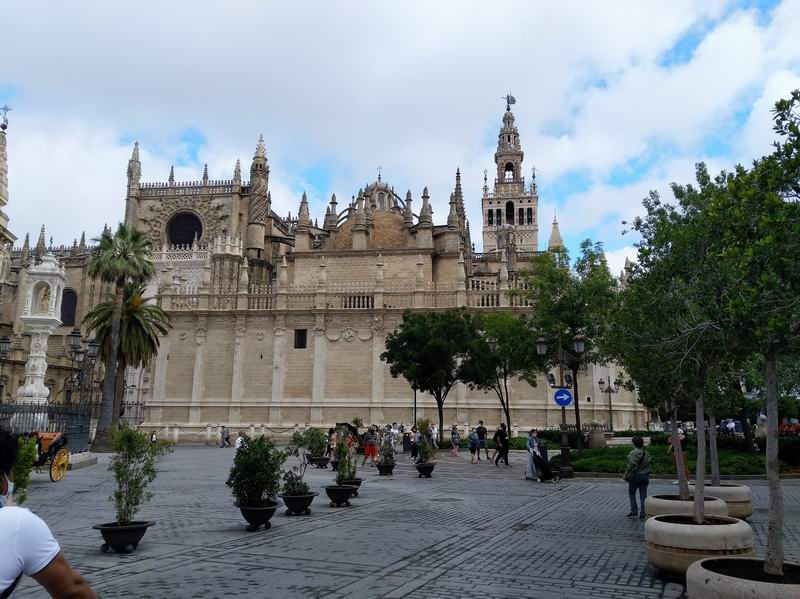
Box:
60;288;78;327
527;208;533;225
504;162;515;181
487;210;493;226
378;192;385;210
496;209;502;225
293;329;307;349
167;212;203;246
518;208;524;225
505;201;514;225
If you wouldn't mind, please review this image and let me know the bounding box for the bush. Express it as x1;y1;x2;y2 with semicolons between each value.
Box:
613;430;653;437
537;429;584;449
756;436;800;465
288;427;327;458
377;444;395;465
229;435;285;508
281;469;310;496
351;416;364;428
713;435;753;453
417;438;434;464
13;435;38;505
336;456;357;484
109;427;171;525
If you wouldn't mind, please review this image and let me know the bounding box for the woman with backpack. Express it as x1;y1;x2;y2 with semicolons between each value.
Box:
624;435;653;520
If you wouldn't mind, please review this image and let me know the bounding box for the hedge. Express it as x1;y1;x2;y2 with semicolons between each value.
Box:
756;436;800;465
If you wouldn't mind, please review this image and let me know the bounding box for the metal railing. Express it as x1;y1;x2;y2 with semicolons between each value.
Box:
0;402;100;453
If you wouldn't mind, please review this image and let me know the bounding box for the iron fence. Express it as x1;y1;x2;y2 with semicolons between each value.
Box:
0;402;100;453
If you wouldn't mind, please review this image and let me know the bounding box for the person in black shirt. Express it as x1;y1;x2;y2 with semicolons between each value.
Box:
475;421;489;461
493;423;510;467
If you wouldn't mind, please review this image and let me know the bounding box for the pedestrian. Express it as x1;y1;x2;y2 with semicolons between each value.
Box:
0;430;96;598
450;425;461;457
525;429;541;481
494;423;510;467
149;430;157;445
219;425;227;448
490;425;500;463
234;430;246;450
391;422;401;451
468;427;479;464
475;420;489;461
430;423;439;449
362;426;378;467
625;435;653;519
325;428;336;457
410;426;420;462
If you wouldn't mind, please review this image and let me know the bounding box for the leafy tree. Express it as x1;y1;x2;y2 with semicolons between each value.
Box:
84;283;171;427
381;309;475;440
517;240;616;446
87;225;155;439
459;312;545;432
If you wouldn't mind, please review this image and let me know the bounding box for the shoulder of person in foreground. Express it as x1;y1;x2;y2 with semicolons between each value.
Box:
10;507;96;598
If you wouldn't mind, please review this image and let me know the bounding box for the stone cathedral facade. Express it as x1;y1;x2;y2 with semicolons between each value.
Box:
0;104;646;438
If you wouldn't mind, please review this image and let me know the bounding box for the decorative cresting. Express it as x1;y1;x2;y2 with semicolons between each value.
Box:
16;252;66;427
140;196;229;245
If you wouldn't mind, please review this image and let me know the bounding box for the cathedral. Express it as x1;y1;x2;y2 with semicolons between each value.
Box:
0;102;647;439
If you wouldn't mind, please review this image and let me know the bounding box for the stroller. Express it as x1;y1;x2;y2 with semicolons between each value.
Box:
533;446;560;483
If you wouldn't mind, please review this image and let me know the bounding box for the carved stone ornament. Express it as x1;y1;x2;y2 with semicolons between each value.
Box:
141;196;230;245
178;331;187;341
256;332;265;341
342;327;356;342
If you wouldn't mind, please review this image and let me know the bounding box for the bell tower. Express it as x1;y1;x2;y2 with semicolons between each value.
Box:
481;95;538;252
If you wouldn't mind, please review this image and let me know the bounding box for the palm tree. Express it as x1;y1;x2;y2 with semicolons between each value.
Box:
87;225;155;436
84;282;171;427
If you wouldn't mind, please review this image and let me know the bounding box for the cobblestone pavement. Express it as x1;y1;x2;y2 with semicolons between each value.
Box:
13;447;800;598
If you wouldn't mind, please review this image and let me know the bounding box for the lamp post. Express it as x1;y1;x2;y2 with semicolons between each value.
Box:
0;335;11;403
66;329;100;405
598;375;619;431
411;383;418;427
537;336;574;478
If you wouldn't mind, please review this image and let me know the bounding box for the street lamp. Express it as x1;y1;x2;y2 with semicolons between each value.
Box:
536;336;574;479
411;383;418;427
66;330;100;405
598;376;620;431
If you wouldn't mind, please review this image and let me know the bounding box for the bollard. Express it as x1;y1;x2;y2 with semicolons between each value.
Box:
173;426;179;444
206;425;212;445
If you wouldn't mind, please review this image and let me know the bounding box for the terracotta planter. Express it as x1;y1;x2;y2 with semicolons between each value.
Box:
687;557;800;598
644;494;729;519
644;514;754;576
94;521;155;554
376;463;395;476
415;462;435;478
688;483;753;519
278;492;318;516
324;485;356;507
236;501;279;532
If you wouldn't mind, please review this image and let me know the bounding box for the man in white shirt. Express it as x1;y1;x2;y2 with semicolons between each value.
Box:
0;430;95;598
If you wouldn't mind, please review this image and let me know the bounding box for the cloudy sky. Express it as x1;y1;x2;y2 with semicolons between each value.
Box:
2;0;799;275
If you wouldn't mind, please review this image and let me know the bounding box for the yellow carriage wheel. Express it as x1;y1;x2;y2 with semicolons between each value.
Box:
50;448;70;482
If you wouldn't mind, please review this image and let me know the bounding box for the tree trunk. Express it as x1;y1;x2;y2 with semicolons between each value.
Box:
501;378;512;433
112;360;126;428
571;365;582;450
739;401;755;454
693;397;706;524
96;277;125;436
708;408;720;486
764;349;784;577
436;397;444;450
671;402;690;501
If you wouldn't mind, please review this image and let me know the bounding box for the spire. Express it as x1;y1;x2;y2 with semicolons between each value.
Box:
250;134;269;194
548;211;564;250
127;141;141;184
297;191;310;230
168;165;175;185
418;187;432;227
454;167;464;219
0;117;8;212
233;159;241;185
78;231;86;251
324;194;338;231
403;190;414;227
35;225;46;259
254;134;266;159
447;192;459;230
20;233;30;263
202;163;209;185
353;190;367;231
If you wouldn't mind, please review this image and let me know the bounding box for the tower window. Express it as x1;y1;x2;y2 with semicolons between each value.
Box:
293;329;307;349
505;201;514;225
527;208;533;225
60;289;78;327
488;210;493;226
518;208;524;225
504;162;515;181
496;209;501;225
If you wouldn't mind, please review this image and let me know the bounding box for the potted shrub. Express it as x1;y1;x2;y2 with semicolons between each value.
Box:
229;434;285;531
288;427;329;469
278;470;318;516
93;427;171;553
415;419;436;478
376;443;395;476
324;457;357;507
336;455;363;496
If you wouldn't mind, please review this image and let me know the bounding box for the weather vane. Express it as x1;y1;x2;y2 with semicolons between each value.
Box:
0;105;11;129
377;165;383;182
503;93;516;111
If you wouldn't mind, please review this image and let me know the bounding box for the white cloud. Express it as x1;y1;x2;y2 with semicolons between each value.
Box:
1;0;799;253
605;245;639;279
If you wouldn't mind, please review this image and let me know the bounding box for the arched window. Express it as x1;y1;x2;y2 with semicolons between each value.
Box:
527;208;533;225
378;192;385;210
518;207;524;225
167;212;203;246
505;201;514;225
496;209;502;225
487;210;493;226
60;289;78;327
504;162;515;181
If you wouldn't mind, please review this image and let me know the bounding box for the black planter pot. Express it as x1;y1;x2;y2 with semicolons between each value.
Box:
311;456;330;469
330;458;340;472
236;501;279;531
415;462;435;478
376;463;395;476
324;485;357;507
278;492;319;516
339;477;363;497
93;521;155;554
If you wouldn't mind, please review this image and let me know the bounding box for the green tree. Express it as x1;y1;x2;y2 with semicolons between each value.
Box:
381;309;475;439
459;312;545;432
87;225;155;439
517;240;616;446
84;282;171;427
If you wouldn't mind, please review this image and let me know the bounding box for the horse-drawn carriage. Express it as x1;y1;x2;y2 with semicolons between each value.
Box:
25;431;70;482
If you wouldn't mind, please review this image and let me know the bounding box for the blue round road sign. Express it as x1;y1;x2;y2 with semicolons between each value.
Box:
554;388;573;407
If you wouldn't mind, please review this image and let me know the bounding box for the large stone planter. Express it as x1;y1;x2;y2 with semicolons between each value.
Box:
688;483;753;519
644;494;728;519
644;514;754;576
687;557;800;598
